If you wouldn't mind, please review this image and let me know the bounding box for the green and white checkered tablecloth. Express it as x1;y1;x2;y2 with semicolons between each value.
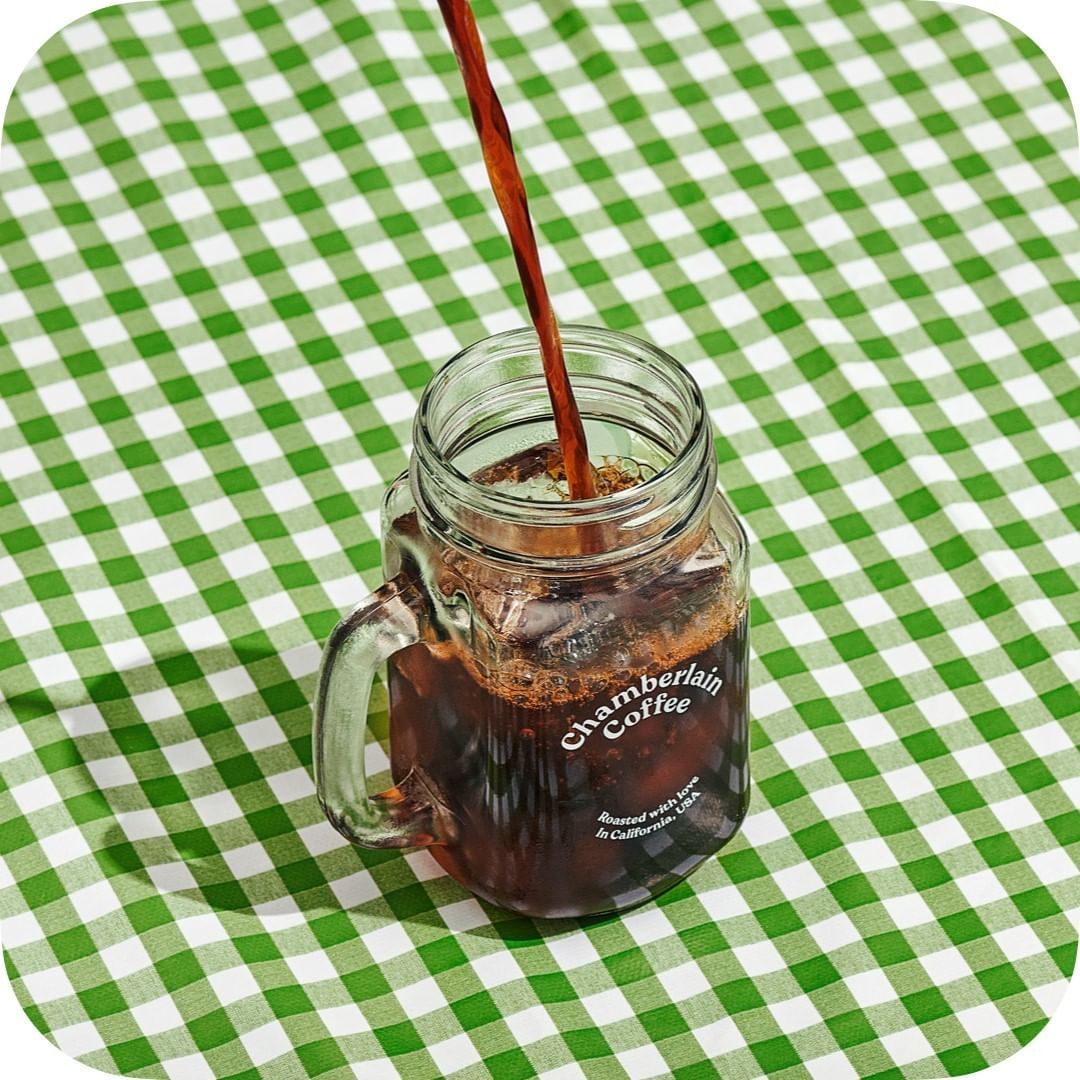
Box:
1;0;1078;1076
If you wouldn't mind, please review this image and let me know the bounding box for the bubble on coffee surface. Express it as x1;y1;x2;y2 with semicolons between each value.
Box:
471;440;656;500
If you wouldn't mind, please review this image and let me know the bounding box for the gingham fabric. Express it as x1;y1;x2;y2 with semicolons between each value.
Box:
0;0;1077;1076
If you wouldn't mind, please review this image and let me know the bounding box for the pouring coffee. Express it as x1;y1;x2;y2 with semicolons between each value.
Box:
313;0;750;918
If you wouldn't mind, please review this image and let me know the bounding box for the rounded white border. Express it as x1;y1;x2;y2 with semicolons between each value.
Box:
0;0;1077;1076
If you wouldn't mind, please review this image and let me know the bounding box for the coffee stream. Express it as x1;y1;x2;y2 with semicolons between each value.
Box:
437;0;597;500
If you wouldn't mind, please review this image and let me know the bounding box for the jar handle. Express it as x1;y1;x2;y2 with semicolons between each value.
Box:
314;574;447;849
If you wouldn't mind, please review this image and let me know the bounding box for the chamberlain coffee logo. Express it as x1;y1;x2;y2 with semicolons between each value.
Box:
560;663;724;751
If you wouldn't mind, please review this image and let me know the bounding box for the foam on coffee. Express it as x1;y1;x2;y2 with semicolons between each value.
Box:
470;441;655;500
394;441;746;711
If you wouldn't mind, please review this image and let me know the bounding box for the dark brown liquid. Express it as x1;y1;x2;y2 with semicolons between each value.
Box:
386;448;749;917
437;0;596;499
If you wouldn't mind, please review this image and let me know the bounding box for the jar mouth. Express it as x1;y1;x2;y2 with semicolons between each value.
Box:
412;325;714;562
417;325;706;504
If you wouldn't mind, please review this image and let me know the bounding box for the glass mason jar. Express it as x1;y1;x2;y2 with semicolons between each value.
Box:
314;326;750;918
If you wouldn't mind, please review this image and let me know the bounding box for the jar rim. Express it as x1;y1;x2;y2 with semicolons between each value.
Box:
413;324;710;526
